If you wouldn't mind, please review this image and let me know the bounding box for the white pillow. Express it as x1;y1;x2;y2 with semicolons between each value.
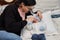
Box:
42;11;58;35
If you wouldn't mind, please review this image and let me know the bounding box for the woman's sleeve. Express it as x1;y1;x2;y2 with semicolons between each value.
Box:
3;6;27;34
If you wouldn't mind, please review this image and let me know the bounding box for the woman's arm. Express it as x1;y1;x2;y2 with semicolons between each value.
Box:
2;6;27;35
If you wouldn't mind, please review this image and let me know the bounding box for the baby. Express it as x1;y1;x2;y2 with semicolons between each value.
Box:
21;11;46;40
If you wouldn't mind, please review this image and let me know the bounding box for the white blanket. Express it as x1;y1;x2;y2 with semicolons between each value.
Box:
21;21;46;40
21;11;58;40
42;11;58;35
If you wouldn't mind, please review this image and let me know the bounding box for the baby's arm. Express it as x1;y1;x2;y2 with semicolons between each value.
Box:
36;10;43;20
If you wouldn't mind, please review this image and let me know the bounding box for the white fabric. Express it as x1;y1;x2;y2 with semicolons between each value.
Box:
33;0;59;12
51;10;60;33
52;9;60;15
52;18;60;33
42;11;58;35
21;21;46;40
21;11;59;40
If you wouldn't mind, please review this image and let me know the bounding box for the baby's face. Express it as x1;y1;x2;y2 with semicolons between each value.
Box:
33;14;41;22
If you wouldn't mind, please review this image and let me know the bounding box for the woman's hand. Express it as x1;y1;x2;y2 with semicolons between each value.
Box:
26;15;38;23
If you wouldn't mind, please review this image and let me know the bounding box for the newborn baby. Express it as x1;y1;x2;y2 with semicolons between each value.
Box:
21;11;46;40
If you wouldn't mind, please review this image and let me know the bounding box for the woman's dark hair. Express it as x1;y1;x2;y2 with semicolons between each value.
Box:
15;0;36;7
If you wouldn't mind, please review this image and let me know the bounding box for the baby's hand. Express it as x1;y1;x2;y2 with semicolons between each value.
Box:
36;10;43;19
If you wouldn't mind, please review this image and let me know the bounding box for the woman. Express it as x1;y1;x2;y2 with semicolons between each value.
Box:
0;0;37;40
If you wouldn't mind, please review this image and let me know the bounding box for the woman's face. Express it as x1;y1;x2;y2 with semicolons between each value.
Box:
22;6;35;13
19;3;35;13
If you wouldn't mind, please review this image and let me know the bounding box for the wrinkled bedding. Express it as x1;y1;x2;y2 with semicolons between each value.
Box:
21;11;60;40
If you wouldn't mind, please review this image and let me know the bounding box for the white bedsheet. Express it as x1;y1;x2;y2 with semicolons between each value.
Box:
21;11;59;40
